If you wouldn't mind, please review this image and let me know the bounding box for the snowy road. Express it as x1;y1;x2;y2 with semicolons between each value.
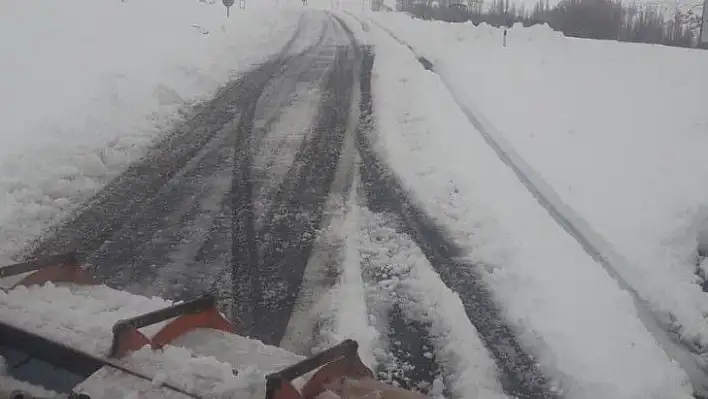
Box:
10;9;552;398
4;2;708;398
25;10;349;332
11;5;704;399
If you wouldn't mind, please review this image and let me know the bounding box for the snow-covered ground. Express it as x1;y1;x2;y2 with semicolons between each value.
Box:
321;8;705;398
365;13;708;352
0;0;302;262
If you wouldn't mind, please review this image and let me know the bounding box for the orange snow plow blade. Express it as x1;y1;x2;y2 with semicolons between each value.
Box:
0;253;426;399
266;339;374;399
109;294;237;358
0;251;95;289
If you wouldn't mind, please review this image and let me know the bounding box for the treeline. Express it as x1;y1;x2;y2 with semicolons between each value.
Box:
400;0;705;48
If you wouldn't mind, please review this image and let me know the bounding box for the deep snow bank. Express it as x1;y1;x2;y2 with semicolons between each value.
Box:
0;0;301;261
370;12;708;348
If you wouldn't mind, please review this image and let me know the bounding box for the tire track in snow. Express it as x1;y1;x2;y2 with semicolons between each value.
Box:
241;44;357;346
357;211;443;395
323;18;441;392
18;11;345;328
91;129;234;293
279;42;359;355
251;43;339;232
278;150;354;356
355;45;558;399
358;207;511;399
353;45;441;395
231;32;342;336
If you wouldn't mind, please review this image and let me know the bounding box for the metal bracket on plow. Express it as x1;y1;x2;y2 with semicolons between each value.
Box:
265;339;374;399
0;252;95;290
109;294;236;358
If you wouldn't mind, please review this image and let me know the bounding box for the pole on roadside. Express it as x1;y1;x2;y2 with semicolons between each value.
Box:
700;0;708;48
223;0;235;17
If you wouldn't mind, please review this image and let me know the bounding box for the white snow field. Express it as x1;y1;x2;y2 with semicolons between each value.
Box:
366;13;708;354
0;0;302;262
328;11;699;399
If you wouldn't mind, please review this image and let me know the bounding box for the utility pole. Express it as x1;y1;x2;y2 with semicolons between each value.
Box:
700;0;708;48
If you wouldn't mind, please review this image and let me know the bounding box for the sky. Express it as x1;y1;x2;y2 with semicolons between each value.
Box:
510;0;704;10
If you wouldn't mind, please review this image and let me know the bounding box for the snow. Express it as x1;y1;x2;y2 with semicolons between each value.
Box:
0;0;302;262
313;178;381;369
172;329;304;374
0;282;173;354
280;92;361;356
76;367;193;399
292;155;504;396
328;193;380;370
0;354;60;398
369;12;708;356
357;209;506;399
0;375;59;398
360;19;694;398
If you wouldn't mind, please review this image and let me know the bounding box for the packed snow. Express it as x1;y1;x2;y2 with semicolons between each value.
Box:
0;0;302;262
345;18;696;398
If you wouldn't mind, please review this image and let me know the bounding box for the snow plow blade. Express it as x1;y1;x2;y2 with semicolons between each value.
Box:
109;294;236;358
265;339;373;399
0;251;94;289
0;253;422;399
